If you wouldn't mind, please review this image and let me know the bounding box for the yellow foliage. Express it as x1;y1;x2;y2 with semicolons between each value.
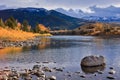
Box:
0;27;41;41
38;24;49;32
94;22;104;31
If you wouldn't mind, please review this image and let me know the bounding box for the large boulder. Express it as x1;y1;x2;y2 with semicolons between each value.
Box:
81;55;105;67
81;65;105;73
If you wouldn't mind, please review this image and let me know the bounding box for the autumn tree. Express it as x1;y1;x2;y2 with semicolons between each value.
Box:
35;24;49;34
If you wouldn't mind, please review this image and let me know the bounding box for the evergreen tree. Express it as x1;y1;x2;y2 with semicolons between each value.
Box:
0;18;5;28
22;20;29;31
9;16;17;26
5;17;17;29
35;23;40;33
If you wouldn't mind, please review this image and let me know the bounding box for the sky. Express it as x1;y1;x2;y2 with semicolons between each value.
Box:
0;0;120;11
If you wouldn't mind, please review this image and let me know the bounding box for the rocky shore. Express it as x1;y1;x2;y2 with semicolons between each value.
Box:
0;36;45;49
0;55;117;80
0;62;116;80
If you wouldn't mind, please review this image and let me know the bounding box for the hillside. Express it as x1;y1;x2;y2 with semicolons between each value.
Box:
74;22;120;36
0;8;89;30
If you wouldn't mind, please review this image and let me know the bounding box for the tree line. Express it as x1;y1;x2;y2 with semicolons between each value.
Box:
0;16;49;34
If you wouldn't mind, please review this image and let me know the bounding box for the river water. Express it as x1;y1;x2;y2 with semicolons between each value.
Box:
0;36;120;80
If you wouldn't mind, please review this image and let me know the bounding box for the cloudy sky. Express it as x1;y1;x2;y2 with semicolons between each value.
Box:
0;0;120;11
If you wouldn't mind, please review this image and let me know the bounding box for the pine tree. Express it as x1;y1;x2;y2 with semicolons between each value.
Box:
22;20;29;32
35;23;40;33
5;17;17;29
0;18;5;28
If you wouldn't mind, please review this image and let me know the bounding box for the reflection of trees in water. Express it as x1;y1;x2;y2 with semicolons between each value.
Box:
24;37;96;50
22;37;51;50
0;47;22;59
81;65;106;74
38;37;51;49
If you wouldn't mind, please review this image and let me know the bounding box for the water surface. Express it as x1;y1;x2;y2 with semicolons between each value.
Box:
0;36;120;80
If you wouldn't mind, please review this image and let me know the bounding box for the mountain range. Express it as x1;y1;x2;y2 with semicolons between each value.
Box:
55;5;120;22
0;6;119;31
0;8;89;30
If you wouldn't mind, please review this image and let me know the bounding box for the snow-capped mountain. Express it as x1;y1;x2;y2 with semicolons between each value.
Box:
82;16;120;22
55;5;120;22
55;8;85;18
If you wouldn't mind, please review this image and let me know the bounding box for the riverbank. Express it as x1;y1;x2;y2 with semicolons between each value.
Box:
0;27;51;48
0;27;51;41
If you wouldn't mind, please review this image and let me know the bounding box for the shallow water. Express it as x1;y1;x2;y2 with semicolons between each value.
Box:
0;36;120;80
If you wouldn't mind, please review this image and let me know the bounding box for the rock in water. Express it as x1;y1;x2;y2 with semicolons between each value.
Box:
108;70;116;74
107;76;115;79
81;55;105;67
48;76;56;80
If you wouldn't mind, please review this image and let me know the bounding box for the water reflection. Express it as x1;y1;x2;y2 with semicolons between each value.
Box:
81;65;106;74
0;36;120;77
0;47;22;62
0;47;22;55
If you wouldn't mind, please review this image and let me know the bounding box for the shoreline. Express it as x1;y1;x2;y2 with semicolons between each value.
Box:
0;34;52;49
0;34;119;49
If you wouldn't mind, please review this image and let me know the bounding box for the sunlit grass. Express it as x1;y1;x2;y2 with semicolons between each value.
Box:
0;27;51;41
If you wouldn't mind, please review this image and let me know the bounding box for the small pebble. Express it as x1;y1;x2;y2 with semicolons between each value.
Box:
80;75;86;78
108;70;116;74
48;76;56;80
109;67;114;69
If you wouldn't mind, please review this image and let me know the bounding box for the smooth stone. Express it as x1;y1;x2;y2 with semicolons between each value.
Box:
109;67;114;69
68;74;71;77
81;55;105;67
42;61;49;63
48;76;56;80
42;67;52;72
53;68;63;72
33;65;40;70
24;76;32;80
80;75;86;78
20;73;29;77
34;71;45;77
97;70;103;74
81;65;105;74
108;70;116;74
75;72;80;74
1;75;8;80
107;76;115;79
36;62;40;64
13;76;19;80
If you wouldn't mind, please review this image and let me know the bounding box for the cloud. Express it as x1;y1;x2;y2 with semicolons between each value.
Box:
0;5;7;10
55;5;120;18
0;0;120;10
88;5;120;17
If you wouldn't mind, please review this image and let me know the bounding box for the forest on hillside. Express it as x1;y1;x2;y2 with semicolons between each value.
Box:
0;17;49;34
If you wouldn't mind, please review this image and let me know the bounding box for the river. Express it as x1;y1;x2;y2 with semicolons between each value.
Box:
0;36;120;80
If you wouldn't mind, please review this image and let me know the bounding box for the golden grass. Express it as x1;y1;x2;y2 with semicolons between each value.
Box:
0;27;51;41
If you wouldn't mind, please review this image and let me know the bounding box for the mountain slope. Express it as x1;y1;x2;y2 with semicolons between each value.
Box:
0;8;89;30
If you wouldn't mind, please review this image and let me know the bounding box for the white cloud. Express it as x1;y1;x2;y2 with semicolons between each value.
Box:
0;0;120;10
